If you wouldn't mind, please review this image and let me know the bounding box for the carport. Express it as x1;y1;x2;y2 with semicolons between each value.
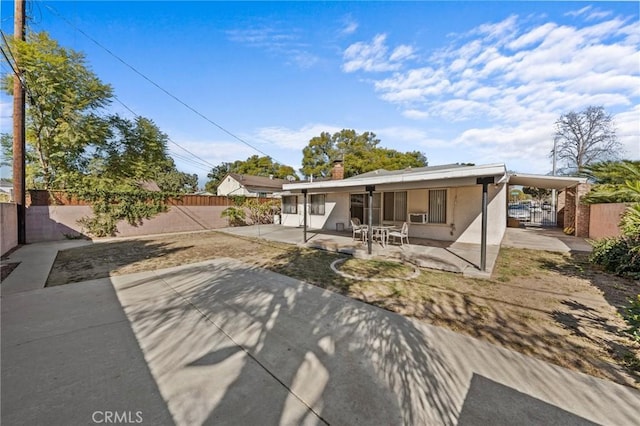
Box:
508;173;588;230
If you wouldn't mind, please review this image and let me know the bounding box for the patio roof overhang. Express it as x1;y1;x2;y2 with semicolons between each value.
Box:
508;174;587;190
282;163;509;193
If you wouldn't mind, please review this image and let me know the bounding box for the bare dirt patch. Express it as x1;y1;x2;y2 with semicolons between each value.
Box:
47;231;640;388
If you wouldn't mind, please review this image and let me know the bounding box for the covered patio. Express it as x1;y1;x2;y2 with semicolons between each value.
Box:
219;224;499;279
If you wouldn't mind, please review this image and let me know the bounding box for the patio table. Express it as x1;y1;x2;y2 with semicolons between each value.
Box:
372;225;397;247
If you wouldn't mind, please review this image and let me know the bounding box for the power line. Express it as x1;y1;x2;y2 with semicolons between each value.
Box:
111;95;216;171
39;2;283;164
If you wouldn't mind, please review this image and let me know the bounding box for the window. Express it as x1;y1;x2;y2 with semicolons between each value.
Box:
428;189;447;223
310;194;325;215
283;196;297;214
384;191;407;222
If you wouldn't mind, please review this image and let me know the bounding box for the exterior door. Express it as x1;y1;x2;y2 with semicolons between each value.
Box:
350;194;365;223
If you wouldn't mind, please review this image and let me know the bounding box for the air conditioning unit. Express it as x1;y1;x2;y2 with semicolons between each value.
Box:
409;213;427;224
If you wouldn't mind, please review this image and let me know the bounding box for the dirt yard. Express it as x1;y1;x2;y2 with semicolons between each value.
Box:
46;230;640;389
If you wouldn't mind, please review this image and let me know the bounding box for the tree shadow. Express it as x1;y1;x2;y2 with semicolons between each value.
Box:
112;259;464;425
46;239;194;286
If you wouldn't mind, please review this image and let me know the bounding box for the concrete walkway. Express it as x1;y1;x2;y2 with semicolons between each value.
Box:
2;241;639;425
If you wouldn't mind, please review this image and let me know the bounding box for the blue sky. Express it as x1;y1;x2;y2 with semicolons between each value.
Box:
1;1;639;185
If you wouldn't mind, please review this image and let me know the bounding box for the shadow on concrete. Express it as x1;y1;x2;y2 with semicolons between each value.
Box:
1;278;173;425
113;260;463;425
458;374;598;426
45;239;194;286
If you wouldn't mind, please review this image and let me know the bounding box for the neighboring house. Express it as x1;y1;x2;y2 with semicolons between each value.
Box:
0;181;13;202
217;173;287;198
280;162;585;246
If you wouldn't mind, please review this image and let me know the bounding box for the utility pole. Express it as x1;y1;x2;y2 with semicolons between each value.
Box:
551;138;557;226
13;0;26;244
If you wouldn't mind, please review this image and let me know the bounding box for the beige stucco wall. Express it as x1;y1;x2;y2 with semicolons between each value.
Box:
589;203;626;239
217;177;253;197
281;193;350;231
455;183;507;245
25;205;233;242
1;203;18;255
280;183;507;245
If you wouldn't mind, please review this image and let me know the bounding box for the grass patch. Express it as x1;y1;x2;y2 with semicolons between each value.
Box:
338;259;415;280
46;231;640;389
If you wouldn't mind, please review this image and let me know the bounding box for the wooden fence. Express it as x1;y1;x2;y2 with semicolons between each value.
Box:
26;190;268;207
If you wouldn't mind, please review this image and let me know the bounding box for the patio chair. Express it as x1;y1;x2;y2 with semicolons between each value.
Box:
388;222;409;246
350;218;368;242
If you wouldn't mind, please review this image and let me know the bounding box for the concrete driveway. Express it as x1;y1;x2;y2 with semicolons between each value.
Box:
2;250;639;425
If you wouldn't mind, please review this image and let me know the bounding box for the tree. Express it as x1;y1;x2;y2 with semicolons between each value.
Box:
204;155;296;193
583;160;640;204
88;115;173;182
300;129;428;178
155;170;198;193
2;31;113;189
552;106;623;176
205;162;232;193
522;187;551;201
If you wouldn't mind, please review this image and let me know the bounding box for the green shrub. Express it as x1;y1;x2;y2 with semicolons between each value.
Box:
221;206;246;226
590;237;640;279
623;295;640;343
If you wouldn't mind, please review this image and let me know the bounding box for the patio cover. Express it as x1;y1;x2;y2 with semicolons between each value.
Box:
508;174;587;190
282;163;508;193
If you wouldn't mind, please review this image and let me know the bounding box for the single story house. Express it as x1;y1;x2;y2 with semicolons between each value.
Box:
217;173;288;198
280;162;586;248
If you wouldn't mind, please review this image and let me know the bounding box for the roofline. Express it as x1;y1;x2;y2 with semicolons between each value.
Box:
283;163;507;192
508;173;587;190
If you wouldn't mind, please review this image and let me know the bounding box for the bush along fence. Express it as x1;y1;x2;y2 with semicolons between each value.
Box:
25;190;277;242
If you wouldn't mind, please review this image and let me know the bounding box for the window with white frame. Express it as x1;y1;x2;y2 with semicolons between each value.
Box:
428;189;447;223
383;191;407;222
310;194;325;215
283;196;297;214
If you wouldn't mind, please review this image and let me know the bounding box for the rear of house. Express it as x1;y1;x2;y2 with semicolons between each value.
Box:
281;163;508;246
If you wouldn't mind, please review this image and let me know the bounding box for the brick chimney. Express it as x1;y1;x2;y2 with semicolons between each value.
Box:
331;160;344;180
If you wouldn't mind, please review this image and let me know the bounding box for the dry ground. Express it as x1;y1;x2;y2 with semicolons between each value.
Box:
45;230;640;389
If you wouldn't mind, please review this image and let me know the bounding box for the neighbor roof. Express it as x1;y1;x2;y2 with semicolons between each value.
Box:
228;173;288;193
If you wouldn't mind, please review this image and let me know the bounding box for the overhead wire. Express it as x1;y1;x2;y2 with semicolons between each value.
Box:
111;95;216;171
38;1;284;165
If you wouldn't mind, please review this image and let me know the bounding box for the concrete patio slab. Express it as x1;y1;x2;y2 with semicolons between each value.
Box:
109;259;640;425
219;225;498;278
1;239;91;295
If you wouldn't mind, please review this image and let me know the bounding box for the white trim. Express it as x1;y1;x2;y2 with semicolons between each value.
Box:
283;163;507;192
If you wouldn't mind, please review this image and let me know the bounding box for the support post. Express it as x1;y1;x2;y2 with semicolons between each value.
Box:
477;177;495;272
302;189;307;243
365;185;375;255
13;0;26;244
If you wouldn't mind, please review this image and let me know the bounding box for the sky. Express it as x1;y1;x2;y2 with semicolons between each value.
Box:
1;1;639;186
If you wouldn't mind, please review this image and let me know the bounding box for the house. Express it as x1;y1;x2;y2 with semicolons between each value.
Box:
280;162;586;249
217;173;288;198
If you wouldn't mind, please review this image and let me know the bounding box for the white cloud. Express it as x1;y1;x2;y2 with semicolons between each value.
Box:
376;126;450;149
226;25;319;69
402;109;429;120
253;123;343;150
340;16;359;35
358;13;639;128
342;33;416;73
343;11;639;173
615;105;640;159
565;5;613;22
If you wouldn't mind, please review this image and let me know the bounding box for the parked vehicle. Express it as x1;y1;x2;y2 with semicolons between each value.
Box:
508;205;531;222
